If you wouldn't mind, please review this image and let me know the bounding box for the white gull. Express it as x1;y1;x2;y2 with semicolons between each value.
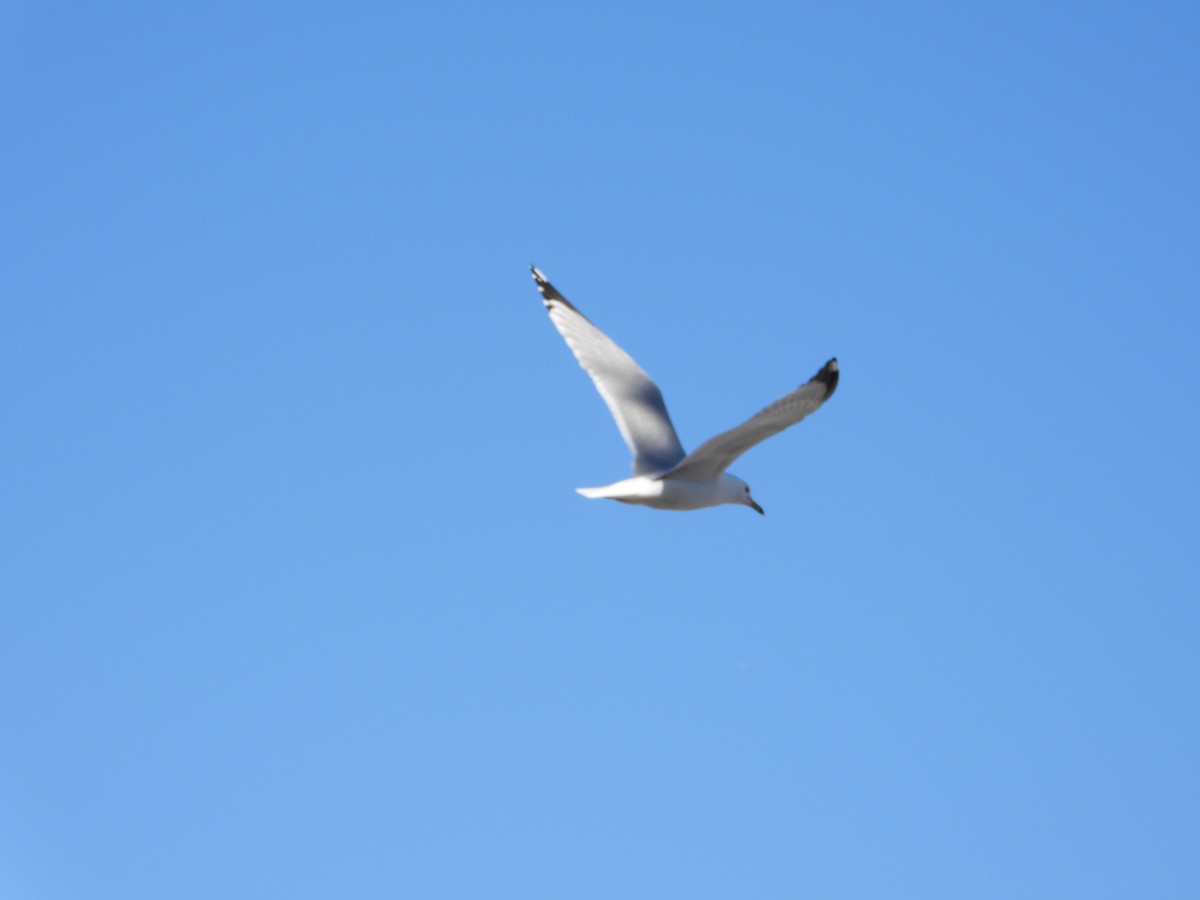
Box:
532;265;838;514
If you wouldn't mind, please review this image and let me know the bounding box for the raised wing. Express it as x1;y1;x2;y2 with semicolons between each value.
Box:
532;266;687;477
663;358;838;482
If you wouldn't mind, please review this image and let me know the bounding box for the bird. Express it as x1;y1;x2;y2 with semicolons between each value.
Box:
531;265;838;514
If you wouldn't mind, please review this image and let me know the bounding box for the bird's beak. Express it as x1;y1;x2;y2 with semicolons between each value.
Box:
748;498;764;515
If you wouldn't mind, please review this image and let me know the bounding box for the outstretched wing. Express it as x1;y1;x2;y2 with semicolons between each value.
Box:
532;266;687;477
663;358;838;482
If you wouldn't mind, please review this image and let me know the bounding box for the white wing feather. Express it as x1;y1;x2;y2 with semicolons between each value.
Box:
532;266;687;477
663;358;839;481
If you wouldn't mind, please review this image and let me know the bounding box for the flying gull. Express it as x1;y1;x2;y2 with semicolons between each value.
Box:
532;265;838;514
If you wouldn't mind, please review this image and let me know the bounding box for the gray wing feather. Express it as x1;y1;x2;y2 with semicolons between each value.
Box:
532;266;687;477
663;358;839;481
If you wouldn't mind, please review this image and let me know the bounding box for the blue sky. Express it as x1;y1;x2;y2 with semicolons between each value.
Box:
2;2;1198;897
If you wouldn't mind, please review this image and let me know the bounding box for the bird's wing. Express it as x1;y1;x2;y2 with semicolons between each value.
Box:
662;358;838;482
532;266;687;477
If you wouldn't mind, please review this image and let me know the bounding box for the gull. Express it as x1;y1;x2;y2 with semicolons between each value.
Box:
532;265;838;514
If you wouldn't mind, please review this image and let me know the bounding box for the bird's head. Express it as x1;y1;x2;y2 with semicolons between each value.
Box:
725;475;764;515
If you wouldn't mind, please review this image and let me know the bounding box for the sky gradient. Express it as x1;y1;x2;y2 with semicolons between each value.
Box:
3;2;1198;897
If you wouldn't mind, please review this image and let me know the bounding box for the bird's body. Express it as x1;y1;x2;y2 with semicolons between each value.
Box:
576;472;753;512
532;265;838;514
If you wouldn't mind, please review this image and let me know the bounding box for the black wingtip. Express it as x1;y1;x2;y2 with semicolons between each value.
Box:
813;357;839;400
528;265;577;312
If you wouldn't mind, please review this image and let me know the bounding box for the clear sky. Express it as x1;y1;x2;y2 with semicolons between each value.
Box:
2;2;1198;897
